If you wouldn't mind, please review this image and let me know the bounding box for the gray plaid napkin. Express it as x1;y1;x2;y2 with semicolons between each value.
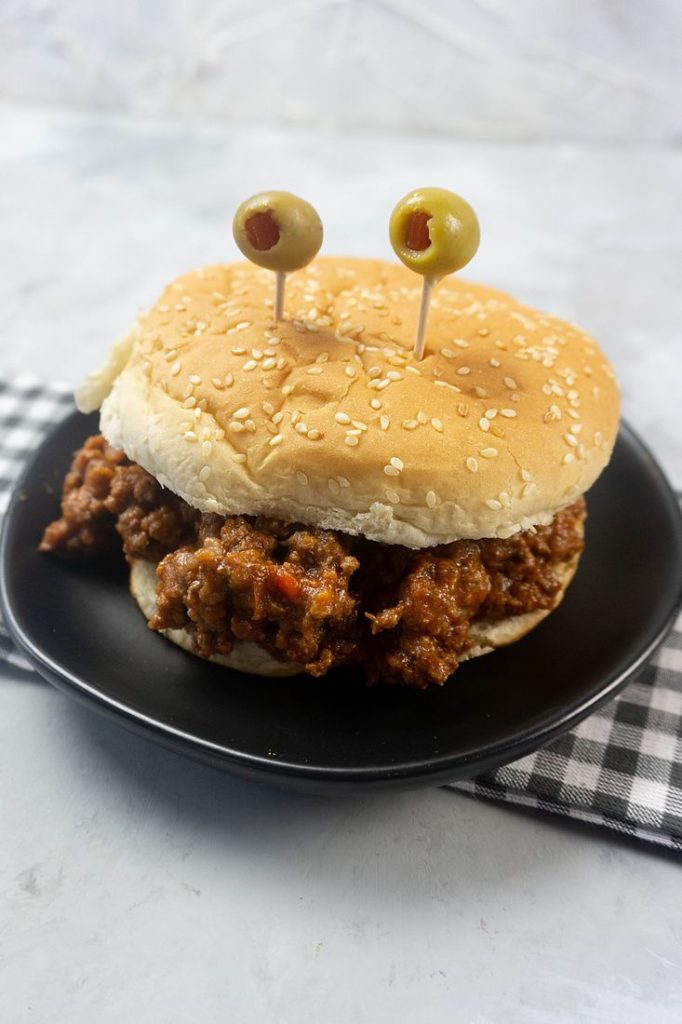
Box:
1;376;681;851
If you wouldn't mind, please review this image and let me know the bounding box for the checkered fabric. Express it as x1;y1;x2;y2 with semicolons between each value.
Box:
1;376;681;851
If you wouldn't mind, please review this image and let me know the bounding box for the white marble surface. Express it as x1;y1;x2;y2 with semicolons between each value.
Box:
1;103;682;1022
2;1;681;143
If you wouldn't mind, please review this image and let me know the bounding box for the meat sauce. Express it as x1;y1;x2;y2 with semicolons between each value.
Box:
41;436;585;687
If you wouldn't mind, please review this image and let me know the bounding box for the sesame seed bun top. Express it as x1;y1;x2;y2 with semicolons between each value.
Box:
78;256;620;548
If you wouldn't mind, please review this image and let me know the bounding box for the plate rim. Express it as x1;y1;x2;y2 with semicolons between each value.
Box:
1;411;681;789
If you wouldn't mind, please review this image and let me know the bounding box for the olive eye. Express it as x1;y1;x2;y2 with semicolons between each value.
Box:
389;187;479;278
233;191;323;273
389;187;480;360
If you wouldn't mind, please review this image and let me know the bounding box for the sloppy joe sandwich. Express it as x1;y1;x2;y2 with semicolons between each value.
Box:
41;257;619;687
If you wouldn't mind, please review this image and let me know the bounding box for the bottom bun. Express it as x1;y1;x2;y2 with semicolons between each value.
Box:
130;549;582;681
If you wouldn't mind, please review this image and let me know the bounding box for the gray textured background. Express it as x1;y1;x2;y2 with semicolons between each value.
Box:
2;0;681;141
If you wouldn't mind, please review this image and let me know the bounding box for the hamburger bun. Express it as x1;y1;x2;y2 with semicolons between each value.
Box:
77;257;619;548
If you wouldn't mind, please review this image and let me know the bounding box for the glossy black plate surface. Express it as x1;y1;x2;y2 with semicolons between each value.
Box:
1;411;681;792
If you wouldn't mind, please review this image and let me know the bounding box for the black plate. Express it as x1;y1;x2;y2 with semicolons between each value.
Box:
1;411;681;792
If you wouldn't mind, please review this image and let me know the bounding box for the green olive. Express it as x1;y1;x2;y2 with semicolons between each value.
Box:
232;191;323;273
389;187;480;278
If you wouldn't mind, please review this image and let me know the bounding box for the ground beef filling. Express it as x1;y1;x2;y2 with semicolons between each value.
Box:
41;436;585;687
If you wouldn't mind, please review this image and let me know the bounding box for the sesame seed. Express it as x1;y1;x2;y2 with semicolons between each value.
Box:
272;411;283;425
199;466;211;482
229;422;246;434
189;374;202;385
252;349;263;360
262;358;277;370
170;361;182;376
345;366;356;378
564;433;578;447
269;434;283;447
307;366;323;375
441;347;456;359
486;499;503;511
504;376;517;389
158;304;170;313
243;360;257;371
466;457;479;473
295;422;308;435
233;407;250;420
296;471;309;486
402;420;418;430
431;418;444;432
380;415;390;431
232;346;246;355
352;420;368;431
316;352;329;363
457;404;469;417
477;327;490;337
500;409;517;418
201;441;212;457
335;412;351;424
521;469;533;482
390;457;404;471
385;488;400;505
164;349;178;361
183;431;197;442
384;465;400;477
282;385;293;396
235;321;251;331
426;490;438;508
225;373;234;387
474;386;488;399
405;366;421;376
368;366;381;379
338;476;351;488
485;409;498;419
456;366;471;376
563;453;575;464
211;377;224;389
453;338;469;349
489;358;500;367
328;478;340;494
182;396;197;409
386;370;403;381
276;358;287;370
345;435;359;446
307;429;322;440
479;417;490;432
523;482;537;497
262;401;274;415
233;453;247;463
370;398;382;410
417;410;428;425
480;447;498;458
